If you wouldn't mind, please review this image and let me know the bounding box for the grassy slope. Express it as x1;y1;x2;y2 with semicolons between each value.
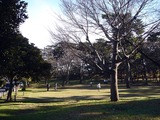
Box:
0;83;160;120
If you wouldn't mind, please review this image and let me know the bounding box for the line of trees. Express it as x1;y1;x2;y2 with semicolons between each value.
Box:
49;38;160;85
50;0;160;101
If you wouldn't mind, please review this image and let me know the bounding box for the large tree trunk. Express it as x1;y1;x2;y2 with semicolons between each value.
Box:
110;41;119;101
125;60;131;88
6;77;14;102
110;63;119;101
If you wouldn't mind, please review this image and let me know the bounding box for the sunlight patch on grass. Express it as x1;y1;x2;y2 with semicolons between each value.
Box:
79;112;103;117
0;114;11;117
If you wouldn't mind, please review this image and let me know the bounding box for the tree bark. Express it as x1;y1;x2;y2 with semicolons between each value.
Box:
6;77;14;102
125;60;131;88
110;41;119;101
110;64;119;101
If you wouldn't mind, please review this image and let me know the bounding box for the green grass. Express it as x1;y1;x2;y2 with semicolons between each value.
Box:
0;83;160;120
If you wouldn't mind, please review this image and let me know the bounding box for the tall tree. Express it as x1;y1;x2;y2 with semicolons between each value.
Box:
0;0;52;101
0;34;51;101
0;0;28;101
51;0;160;101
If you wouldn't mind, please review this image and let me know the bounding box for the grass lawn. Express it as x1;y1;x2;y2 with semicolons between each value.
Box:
0;83;160;120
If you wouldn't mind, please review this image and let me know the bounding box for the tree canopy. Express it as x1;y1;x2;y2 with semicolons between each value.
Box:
0;0;28;33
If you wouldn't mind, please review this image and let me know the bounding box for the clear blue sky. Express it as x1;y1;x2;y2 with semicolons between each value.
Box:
20;0;60;49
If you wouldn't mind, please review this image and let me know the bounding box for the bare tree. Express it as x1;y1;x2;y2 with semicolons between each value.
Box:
50;0;160;101
52;41;82;86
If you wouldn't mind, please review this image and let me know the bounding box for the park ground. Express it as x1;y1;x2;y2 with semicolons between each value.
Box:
0;81;160;120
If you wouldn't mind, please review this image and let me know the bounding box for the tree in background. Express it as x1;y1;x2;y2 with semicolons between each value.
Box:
52;42;82;86
142;32;160;82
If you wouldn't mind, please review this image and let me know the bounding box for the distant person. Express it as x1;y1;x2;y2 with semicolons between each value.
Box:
90;82;93;87
97;83;101;91
46;83;50;91
54;83;58;91
27;82;30;87
14;84;19;101
103;79;108;84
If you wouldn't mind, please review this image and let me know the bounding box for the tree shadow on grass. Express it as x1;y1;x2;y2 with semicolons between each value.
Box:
119;86;160;99
0;104;63;120
18;94;109;103
21;97;64;103
1;99;160;120
69;99;160;120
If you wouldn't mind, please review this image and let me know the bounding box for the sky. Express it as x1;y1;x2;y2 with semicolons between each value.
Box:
20;0;60;49
20;0;160;49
